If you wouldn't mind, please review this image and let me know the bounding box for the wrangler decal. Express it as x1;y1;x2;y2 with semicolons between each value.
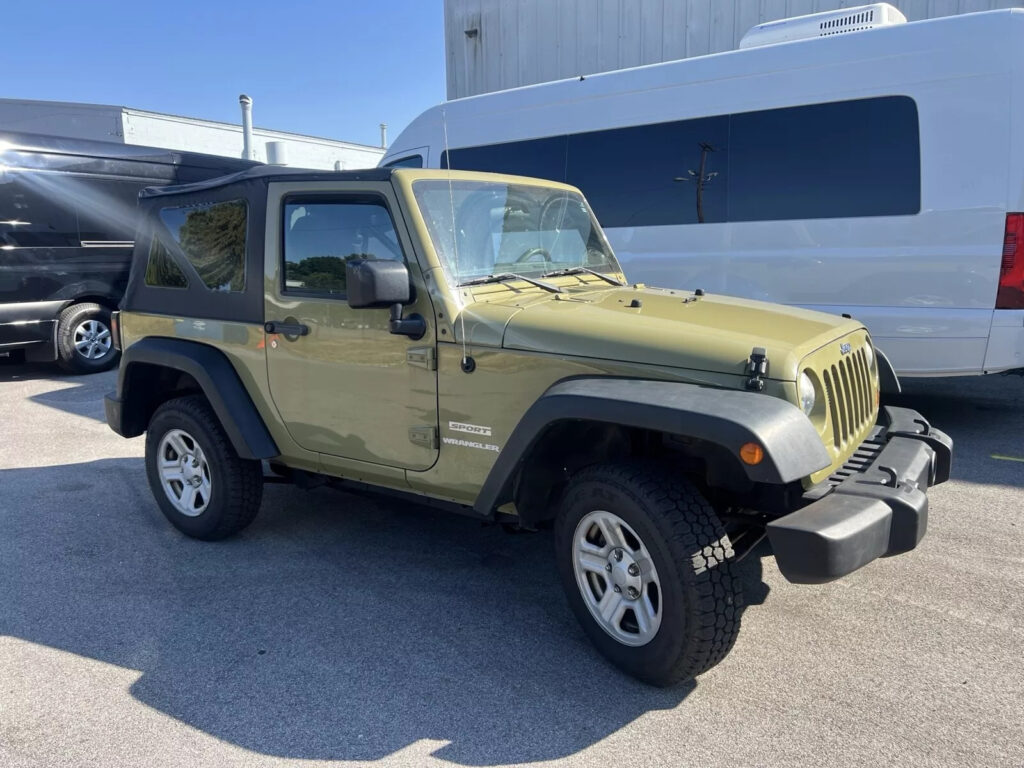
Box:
442;436;501;453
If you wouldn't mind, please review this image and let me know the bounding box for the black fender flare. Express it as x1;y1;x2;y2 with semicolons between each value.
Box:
473;378;831;516
876;347;901;395
106;336;278;460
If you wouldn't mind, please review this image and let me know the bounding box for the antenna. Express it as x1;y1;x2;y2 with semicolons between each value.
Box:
441;109;470;369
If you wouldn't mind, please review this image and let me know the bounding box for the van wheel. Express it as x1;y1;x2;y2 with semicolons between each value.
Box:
55;302;118;374
145;395;263;541
554;464;743;686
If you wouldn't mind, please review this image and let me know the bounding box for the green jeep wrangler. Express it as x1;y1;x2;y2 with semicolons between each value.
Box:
105;167;952;686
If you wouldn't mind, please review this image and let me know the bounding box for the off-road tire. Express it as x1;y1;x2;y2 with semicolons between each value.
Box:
56;302;119;374
145;395;263;541
554;463;743;686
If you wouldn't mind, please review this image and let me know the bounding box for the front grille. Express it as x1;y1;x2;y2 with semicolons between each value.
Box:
822;345;875;451
803;425;886;501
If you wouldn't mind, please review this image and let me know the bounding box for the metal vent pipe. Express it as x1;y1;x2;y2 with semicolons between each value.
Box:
239;94;255;160
380;123;387;149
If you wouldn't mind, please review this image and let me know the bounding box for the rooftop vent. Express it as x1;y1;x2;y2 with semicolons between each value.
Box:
739;3;907;49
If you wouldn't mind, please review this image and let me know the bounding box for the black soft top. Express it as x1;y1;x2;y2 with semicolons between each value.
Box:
140;164;395;199
124;165;397;325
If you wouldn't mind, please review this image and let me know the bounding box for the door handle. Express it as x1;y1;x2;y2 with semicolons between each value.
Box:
264;321;309;336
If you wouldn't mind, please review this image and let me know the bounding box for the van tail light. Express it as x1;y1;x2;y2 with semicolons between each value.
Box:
997;213;1024;309
110;310;122;352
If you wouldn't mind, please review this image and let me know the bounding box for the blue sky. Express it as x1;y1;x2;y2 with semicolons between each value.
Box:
0;1;445;148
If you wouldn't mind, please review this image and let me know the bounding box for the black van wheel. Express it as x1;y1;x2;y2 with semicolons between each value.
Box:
55;302;119;374
554;464;744;686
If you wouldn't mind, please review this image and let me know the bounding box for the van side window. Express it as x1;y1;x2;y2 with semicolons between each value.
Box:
144;240;189;288
727;97;919;221
158;200;247;292
442;135;567;184
76;178;146;243
0;172;79;247
282;198;404;296
384;155;424;169
441;95;920;227
567;117;729;226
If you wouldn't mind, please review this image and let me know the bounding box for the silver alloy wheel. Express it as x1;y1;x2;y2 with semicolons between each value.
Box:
157;429;212;517
572;510;663;647
72;319;112;360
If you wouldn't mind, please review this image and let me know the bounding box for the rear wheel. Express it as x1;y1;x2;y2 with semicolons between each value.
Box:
145;395;263;540
55;302;118;374
554;463;743;686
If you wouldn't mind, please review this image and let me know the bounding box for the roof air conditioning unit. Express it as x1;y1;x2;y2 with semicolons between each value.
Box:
739;3;907;49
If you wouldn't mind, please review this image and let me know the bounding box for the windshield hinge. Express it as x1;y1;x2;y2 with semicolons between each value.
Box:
745;347;769;391
407;346;437;371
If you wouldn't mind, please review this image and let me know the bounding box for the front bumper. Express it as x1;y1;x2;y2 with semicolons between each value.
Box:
766;406;952;584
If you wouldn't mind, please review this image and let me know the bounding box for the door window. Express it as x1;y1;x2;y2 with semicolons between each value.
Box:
282;198;404;296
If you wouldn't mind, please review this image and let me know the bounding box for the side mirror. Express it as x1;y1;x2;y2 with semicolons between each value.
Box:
346;259;411;309
345;258;426;339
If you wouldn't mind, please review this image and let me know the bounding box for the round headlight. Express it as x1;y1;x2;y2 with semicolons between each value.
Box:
799;372;816;415
864;341;875;372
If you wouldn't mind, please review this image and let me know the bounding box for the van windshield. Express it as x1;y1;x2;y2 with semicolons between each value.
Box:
412;180;622;287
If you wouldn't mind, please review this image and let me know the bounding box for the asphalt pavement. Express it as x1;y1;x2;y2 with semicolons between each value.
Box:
0;362;1021;768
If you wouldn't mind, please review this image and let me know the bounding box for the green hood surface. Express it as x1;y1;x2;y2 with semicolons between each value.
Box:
468;285;861;382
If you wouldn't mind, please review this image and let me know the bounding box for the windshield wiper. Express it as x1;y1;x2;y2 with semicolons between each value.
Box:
541;266;626;286
459;272;563;293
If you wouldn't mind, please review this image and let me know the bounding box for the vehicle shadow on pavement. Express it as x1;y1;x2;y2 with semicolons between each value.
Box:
886;374;1024;488
0;362;115;423
0;457;768;764
0;361;68;382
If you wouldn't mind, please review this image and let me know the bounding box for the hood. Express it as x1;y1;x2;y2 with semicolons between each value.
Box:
481;284;861;382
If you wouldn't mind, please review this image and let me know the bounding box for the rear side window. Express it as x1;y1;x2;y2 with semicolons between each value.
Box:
144;240;188;288
282;198;404;296
158;199;247;292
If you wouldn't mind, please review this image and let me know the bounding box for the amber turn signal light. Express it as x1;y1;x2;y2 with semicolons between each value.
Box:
739;442;764;465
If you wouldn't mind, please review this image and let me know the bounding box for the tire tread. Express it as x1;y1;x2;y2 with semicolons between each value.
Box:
558;463;743;685
146;395;263;540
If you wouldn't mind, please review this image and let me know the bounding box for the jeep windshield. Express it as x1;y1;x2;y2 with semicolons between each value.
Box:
411;179;623;288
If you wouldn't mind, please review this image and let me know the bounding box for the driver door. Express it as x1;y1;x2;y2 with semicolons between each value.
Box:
264;181;438;470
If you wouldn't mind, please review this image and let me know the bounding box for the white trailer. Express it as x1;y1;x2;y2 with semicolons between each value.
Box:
384;6;1024;376
0;98;384;171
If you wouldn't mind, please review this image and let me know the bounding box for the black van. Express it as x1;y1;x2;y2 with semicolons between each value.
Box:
0;131;256;373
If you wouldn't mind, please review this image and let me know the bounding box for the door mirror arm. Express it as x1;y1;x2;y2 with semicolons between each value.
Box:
389;304;426;340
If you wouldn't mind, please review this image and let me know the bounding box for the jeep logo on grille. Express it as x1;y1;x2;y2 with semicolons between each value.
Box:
839;343;852;355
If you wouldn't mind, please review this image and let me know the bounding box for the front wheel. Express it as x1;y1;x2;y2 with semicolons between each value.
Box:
55;302;119;374
554;464;743;686
145;395;264;540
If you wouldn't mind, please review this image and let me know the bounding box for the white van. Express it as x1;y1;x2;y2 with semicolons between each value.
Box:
382;5;1024;377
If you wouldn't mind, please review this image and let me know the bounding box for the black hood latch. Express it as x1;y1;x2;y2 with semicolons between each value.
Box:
745;347;769;391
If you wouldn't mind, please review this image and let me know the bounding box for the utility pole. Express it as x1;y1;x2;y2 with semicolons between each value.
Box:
675;142;718;223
